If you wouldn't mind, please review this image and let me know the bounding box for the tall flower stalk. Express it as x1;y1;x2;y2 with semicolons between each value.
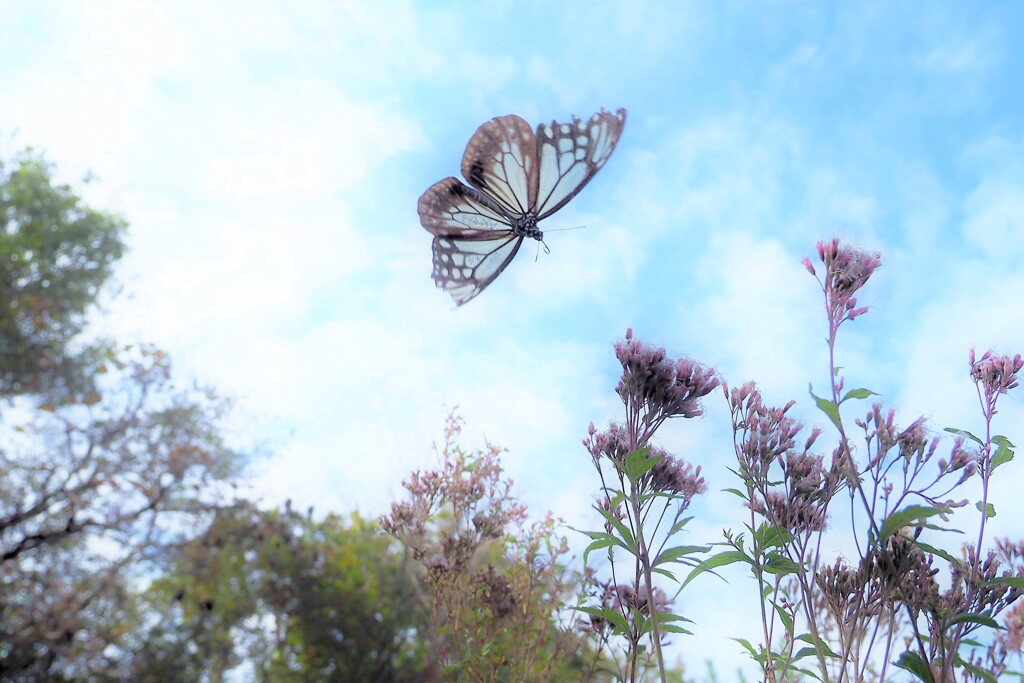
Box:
581;330;719;682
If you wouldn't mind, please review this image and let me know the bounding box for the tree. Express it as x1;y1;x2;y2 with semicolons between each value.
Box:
123;503;437;683
0;344;245;680
0;149;244;680
1;149;126;399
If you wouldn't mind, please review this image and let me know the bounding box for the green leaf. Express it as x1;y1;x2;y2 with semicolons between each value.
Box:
658;613;694;624
792;666;823;682
956;654;999;683
911;539;961;567
653;544;708;567
975;501;996;519
920;521;964;535
950;655;999;679
841;387;878;403
879;505;945;544
992;435;1015;448
722;487;750;502
652;566;677;581
944;427;984;446
947;612;1000;630
893;650;935;683
680;550;752;590
730;637;759;661
624;447;659;482
582;536;622;566
754;523;792;549
668;515;694;536
772;601;794;634
762;553;800;576
991;436;1015;472
795;633;838;658
577;605;631;635
988;576;1024;589
581;529;613;540
810;386;842;431
596;507;637;553
645;612;694;636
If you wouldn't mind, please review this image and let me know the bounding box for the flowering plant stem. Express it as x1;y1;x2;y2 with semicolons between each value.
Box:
582;330;719;682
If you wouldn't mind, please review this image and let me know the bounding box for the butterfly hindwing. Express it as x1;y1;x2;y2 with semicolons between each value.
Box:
534;108;627;219
417;177;516;238
431;234;525;306
460;115;539;216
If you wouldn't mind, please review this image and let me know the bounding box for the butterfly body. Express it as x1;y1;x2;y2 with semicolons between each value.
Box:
418;108;626;306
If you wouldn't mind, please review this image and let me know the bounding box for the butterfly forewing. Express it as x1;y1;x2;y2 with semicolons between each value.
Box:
534;108;626;219
431;234;525;306
418;177;516;238
460;115;539;216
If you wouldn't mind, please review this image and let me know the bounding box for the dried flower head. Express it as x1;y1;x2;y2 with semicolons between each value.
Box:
727;382;808;481
476;564;517;620
819;240;882;296
614;332;720;439
595;580;674;619
583;422;631;467
649;452;707;502
808;239;882;330
758;451;829;532
585;424;707;504
971;350;1023;421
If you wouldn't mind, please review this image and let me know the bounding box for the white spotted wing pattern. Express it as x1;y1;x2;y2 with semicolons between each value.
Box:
418;108;627;306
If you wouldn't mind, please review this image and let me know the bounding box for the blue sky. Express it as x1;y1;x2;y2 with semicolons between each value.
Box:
3;1;1023;676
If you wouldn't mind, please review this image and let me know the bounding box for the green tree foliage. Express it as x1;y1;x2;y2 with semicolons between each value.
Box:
123;503;436;683
0;149;126;398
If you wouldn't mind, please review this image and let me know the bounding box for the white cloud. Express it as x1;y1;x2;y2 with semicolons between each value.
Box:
918;34;996;74
963;180;1024;257
0;3;183;183
689;232;824;397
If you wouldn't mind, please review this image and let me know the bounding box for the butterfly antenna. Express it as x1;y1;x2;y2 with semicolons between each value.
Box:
543;225;587;233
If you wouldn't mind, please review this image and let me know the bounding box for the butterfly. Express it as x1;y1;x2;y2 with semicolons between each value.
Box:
417;108;627;306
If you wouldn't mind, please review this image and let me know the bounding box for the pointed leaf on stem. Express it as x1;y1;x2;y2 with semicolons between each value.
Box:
893;651;935;683
879;505;946;544
975;501;996;519
680;550;752;591
841;387;877;403
944;427;984;447
624;447;658;482
810;386;842;431
795;633;838;658
947;612;1000;630
653;545;709;567
991;436;1015;472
